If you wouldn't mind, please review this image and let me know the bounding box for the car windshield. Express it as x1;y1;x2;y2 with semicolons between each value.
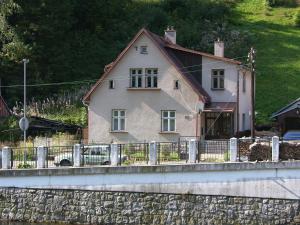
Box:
83;145;110;155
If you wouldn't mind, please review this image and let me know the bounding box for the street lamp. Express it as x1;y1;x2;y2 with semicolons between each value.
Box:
22;58;29;162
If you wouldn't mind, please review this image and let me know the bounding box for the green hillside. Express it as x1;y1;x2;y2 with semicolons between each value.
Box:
0;0;299;127
233;0;300;124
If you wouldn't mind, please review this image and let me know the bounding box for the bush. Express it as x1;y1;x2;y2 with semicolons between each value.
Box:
294;10;300;27
248;143;272;161
265;0;297;7
279;142;300;160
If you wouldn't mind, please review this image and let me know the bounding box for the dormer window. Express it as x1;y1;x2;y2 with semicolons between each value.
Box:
130;68;143;88
140;46;148;54
145;68;158;88
211;69;224;90
109;80;115;89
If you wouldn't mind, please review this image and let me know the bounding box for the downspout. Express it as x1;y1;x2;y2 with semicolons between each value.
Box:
236;67;240;136
82;100;89;143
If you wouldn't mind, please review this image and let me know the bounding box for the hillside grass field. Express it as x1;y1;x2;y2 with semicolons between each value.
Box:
233;0;300;124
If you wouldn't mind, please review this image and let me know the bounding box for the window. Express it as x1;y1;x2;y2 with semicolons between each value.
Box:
174;80;179;89
242;113;246;131
130;68;143;88
242;74;246;93
109;80;115;89
161;110;176;132
145;68;158;88
140;46;148;54
112;110;126;131
211;69;224;90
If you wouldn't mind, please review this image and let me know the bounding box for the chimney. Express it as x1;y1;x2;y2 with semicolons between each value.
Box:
214;38;224;57
164;26;176;44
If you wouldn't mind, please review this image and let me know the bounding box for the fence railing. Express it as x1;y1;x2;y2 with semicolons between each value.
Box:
11;147;38;169
198;139;230;162
157;142;188;164
238;138;272;162
1;137;299;170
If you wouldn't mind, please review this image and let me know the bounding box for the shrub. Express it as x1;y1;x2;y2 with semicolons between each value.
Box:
248;143;272;161
265;0;297;7
294;10;300;27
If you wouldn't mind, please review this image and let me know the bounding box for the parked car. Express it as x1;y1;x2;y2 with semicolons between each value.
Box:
54;145;127;166
283;130;300;141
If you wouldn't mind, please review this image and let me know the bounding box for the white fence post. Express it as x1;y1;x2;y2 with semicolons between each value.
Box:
149;141;157;165
272;136;279;162
110;143;119;166
73;144;81;167
2;147;12;169
188;139;197;163
37;146;46;168
230;138;237;162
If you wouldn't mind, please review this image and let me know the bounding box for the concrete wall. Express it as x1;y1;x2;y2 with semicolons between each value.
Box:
1;187;299;225
2;162;300;200
88;33;200;143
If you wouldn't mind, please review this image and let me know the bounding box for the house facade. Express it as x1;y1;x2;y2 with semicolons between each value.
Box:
83;28;252;143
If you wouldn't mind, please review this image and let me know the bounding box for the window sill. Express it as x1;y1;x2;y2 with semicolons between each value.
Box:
109;131;128;133
127;88;161;91
211;88;225;91
159;131;179;134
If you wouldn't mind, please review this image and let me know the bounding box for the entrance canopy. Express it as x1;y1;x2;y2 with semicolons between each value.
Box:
203;102;236;113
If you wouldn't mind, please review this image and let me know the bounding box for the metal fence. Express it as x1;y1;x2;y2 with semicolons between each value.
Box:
46;146;74;167
118;143;148;165
238;138;272;162
157;141;188;164
11;147;37;169
198;140;230;162
81;145;111;166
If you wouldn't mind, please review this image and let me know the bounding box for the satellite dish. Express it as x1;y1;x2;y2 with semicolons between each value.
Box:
195;102;204;113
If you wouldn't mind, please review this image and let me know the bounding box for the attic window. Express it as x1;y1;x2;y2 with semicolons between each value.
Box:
140;46;148;54
109;80;115;89
174;80;179;89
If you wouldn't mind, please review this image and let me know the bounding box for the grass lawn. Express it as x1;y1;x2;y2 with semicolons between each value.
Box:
233;0;300;124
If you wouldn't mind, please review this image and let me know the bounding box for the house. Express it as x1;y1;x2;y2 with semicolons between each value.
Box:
83;27;252;143
271;97;300;135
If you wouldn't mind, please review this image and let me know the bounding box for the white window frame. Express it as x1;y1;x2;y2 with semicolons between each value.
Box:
211;69;225;90
145;68;158;88
130;68;143;88
112;110;126;131
161;110;176;132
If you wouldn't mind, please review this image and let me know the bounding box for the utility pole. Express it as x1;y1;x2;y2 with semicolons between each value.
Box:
248;47;256;140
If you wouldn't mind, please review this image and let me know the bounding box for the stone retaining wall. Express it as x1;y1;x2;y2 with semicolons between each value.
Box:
0;188;300;225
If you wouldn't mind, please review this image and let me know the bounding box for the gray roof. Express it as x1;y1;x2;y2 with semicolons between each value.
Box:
271;97;300;118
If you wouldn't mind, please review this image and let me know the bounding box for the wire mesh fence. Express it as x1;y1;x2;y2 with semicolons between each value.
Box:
11;147;37;169
46;146;74;167
81;145;111;166
157;141;188;164
238;138;272;162
119;143;149;165
198;140;230;162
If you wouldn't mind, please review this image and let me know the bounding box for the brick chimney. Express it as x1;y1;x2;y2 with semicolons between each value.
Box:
214;38;224;57
164;26;176;44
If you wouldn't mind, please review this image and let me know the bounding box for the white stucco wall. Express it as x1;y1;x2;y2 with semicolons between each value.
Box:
88;34;200;143
239;70;252;131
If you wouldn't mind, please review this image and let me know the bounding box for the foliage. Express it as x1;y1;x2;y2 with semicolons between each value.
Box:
17;163;33;169
265;0;297;7
294;10;300;27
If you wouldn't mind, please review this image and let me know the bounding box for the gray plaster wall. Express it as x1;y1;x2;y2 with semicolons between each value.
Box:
0;187;300;225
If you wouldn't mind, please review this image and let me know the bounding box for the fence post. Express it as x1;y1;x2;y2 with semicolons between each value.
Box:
188;139;197;163
230;138;237;162
110;143;119;166
2;147;12;169
149;141;157;165
73;144;81;167
37;146;46;168
272;136;279;162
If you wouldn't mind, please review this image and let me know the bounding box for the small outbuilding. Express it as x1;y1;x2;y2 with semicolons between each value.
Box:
271;98;300;135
